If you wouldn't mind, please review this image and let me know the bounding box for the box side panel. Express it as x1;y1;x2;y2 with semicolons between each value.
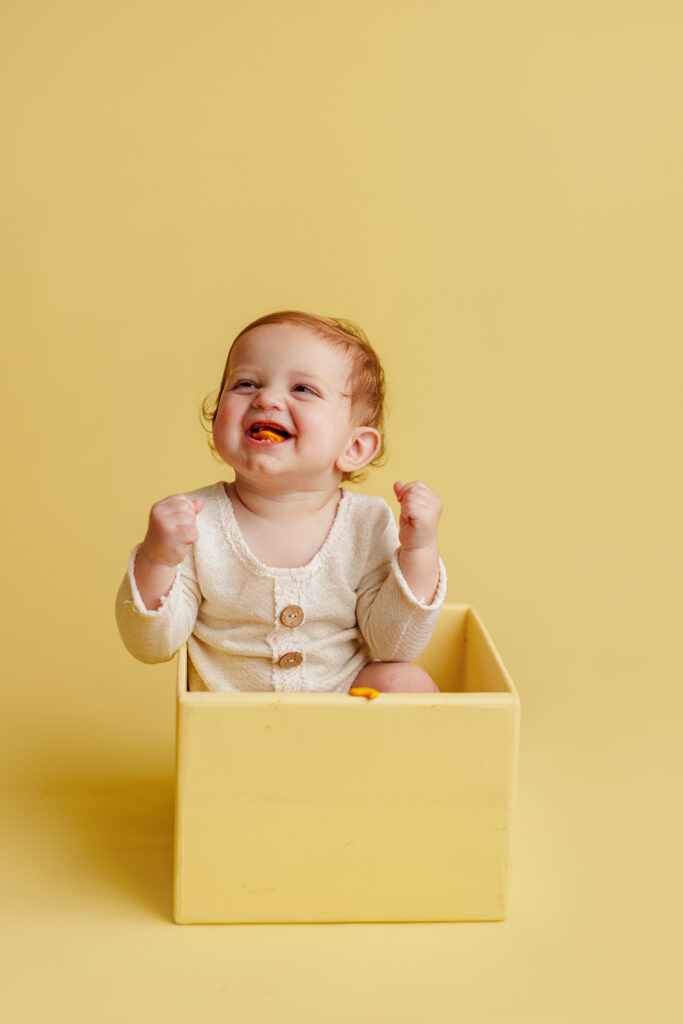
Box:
499;692;522;918
173;695;189;923
461;610;520;916
463;609;518;696
174;647;187;921
414;604;468;692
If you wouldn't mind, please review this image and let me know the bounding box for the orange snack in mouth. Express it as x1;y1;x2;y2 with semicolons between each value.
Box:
251;427;288;443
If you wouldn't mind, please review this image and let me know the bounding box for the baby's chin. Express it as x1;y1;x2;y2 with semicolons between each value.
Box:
230;465;344;493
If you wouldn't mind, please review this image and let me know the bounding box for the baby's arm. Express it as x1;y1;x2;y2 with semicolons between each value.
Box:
355;485;446;664
135;495;204;610
393;480;442;604
115;493;204;663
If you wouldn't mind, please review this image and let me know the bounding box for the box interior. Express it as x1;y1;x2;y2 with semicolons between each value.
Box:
177;605;516;698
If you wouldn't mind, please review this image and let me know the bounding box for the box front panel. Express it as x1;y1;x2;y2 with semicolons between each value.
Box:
175;697;516;923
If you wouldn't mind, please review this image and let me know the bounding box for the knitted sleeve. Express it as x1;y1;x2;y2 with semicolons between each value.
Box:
354;502;447;662
114;544;201;664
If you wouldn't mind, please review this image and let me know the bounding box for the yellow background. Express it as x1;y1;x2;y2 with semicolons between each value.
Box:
2;1;681;1020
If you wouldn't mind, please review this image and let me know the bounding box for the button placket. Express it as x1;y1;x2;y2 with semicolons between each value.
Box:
273;580;306;690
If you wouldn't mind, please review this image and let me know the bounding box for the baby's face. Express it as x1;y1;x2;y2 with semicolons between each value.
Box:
213;323;362;491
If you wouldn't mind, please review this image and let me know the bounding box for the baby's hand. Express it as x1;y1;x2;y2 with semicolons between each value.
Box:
139;495;204;567
393;480;442;552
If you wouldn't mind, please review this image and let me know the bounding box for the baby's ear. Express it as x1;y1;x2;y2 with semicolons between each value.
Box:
336;427;382;474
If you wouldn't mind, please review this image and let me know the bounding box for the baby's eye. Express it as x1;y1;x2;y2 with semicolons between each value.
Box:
292;384;319;396
232;380;257;390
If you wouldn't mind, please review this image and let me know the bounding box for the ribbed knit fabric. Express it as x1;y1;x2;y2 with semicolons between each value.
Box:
115;482;447;693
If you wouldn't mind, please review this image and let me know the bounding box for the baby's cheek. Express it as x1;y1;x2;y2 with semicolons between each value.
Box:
214;402;238;433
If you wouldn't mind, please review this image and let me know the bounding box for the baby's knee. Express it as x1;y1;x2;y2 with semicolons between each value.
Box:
354;662;439;693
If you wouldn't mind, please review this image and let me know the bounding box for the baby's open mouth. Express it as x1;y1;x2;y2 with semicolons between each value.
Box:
247;423;292;443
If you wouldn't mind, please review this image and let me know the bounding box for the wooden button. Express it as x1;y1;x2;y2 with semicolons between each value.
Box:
278;652;303;669
280;604;304;628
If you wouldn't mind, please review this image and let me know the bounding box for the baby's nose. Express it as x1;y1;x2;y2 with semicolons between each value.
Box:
253;385;285;409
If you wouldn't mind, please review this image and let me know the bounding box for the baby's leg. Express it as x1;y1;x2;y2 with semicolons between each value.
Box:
353;662;439;693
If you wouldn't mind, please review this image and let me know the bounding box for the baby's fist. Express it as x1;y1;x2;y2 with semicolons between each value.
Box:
140;494;204;567
393;480;442;552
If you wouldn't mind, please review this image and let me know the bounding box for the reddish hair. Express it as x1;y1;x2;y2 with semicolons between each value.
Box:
201;310;386;482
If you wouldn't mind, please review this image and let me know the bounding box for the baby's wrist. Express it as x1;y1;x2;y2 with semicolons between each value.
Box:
398;542;440;576
397;543;441;604
137;541;181;570
399;538;439;557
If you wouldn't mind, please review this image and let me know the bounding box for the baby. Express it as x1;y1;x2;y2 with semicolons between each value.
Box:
115;310;447;694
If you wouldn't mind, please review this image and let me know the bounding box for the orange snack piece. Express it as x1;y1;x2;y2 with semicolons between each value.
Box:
348;687;379;700
252;428;287;442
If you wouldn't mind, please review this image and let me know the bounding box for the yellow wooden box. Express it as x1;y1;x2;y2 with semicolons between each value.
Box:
173;604;520;924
